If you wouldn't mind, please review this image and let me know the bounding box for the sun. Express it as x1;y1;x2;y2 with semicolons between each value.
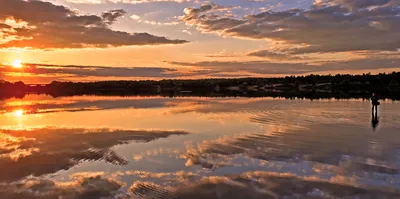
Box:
14;109;24;117
12;59;23;68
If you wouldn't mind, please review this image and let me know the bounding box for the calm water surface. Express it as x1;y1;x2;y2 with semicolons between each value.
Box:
1;95;400;198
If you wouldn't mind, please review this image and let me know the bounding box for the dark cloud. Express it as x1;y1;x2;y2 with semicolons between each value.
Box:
101;9;127;25
169;60;311;74
0;127;188;182
2;56;397;80
0;0;188;49
0;62;253;81
183;4;245;31
0;63;203;79
247;50;305;60
169;57;400;75
182;1;400;55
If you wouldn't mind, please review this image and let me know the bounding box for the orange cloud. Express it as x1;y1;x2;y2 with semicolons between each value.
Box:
0;0;188;49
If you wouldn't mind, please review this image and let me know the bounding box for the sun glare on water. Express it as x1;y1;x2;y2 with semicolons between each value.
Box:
12;59;23;68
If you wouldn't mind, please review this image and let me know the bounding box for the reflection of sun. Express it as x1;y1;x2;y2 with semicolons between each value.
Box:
14;109;24;117
12;59;23;68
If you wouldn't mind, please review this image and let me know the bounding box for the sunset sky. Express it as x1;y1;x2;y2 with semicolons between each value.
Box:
0;0;399;83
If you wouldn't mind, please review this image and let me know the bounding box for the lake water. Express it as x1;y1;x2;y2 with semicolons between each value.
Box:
1;95;400;198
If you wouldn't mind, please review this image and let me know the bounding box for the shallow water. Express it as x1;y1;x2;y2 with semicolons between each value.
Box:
1;95;400;198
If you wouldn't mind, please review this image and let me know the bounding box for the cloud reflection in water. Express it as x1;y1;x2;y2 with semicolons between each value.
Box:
0;127;188;182
1;95;400;198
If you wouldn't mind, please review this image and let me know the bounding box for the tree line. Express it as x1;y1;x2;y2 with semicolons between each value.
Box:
1;72;399;100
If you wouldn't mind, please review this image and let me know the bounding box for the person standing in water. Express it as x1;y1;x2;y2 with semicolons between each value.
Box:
371;93;380;115
371;93;380;131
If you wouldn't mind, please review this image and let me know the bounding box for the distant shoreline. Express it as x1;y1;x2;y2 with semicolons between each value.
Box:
1;72;400;100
